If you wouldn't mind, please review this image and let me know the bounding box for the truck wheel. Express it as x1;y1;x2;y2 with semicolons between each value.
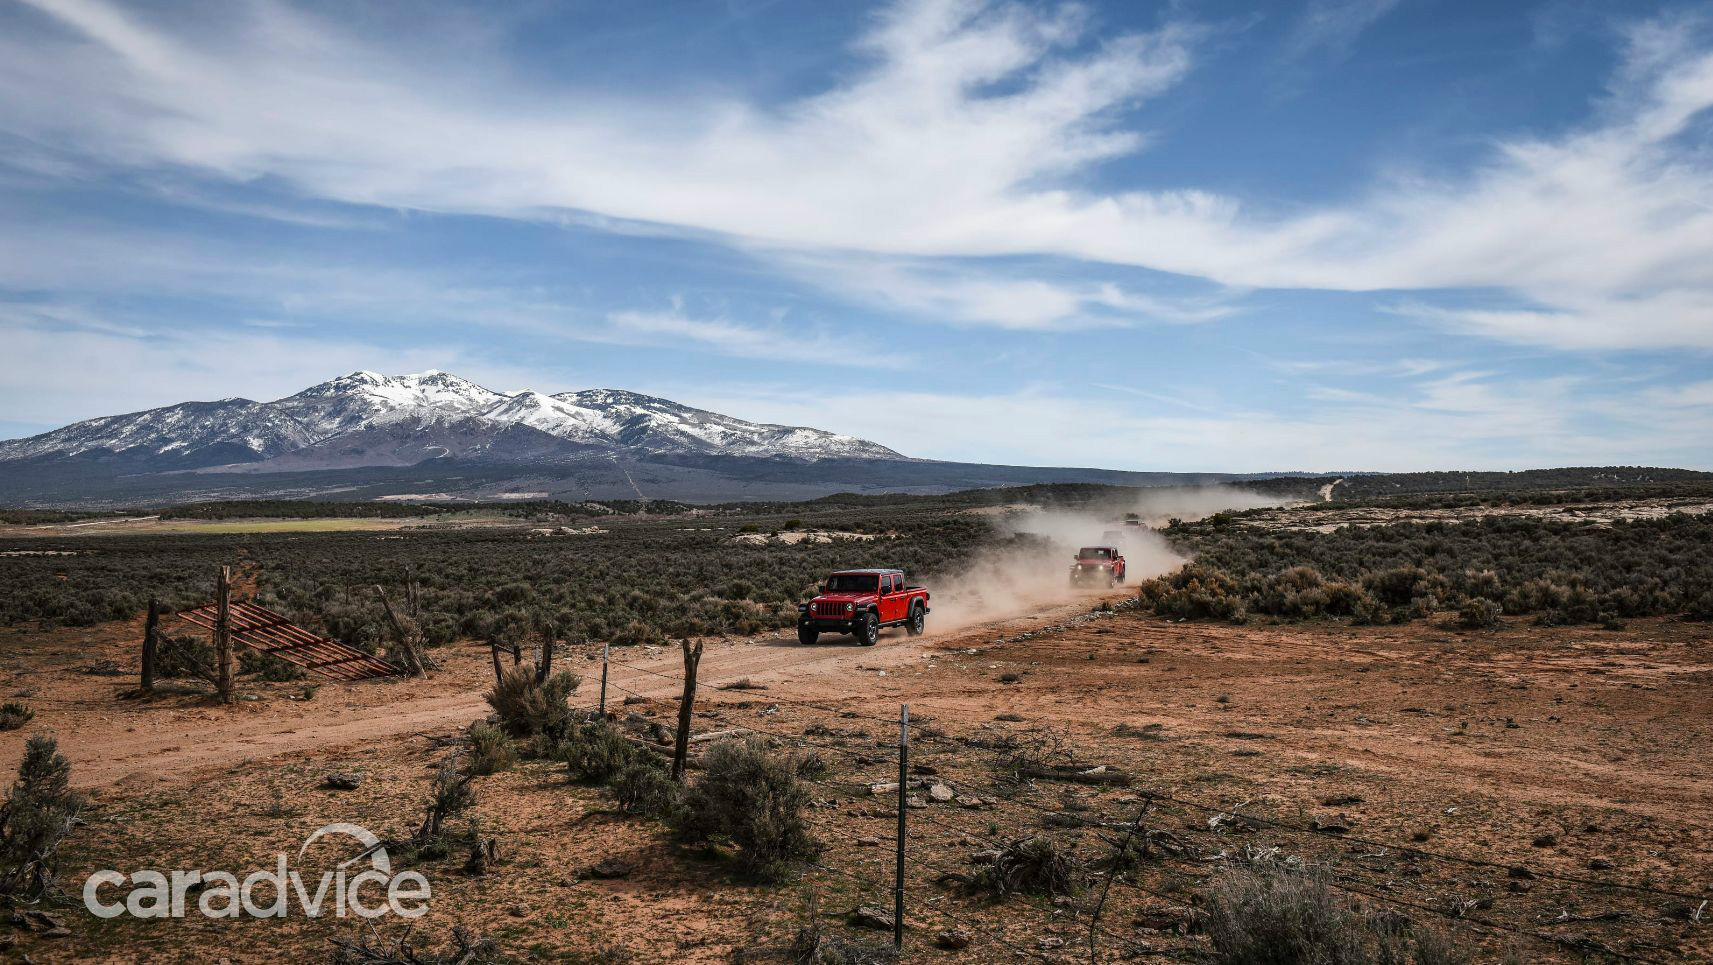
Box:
1107;573;1117;588
797;626;819;646
854;611;879;646
907;603;925;636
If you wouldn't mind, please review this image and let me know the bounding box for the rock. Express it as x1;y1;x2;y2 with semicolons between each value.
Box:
935;928;972;950
857;837;882;848
868;782;899;796
589;856;635;880
911;764;940;776
928;783;954;803
1506;880;1533;894
1531;833;1558;848
1507;866;1535;879
323;772;362;791
1587;857;1613;870
1134;907;1191;934
1311;813;1354;834
506;903;530;918
849;906;894;931
906;794;927;809
1038;936;1065;949
956;795;984;809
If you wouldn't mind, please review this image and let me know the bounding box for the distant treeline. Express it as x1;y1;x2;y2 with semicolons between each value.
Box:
1141;511;1713;627
1330;467;1712;501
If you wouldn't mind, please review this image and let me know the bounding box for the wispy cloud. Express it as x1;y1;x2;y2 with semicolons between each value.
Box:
6;0;1709;350
1279;0;1401;63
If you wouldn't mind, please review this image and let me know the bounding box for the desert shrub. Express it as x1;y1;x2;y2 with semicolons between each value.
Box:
1138;565;1245;621
786;911;898;965
485;666;582;742
962;835;1084;900
155;633;215;679
0;704;33;731
466;721;516;776
1457;597;1502;630
560;720;638;783
674;737;818;881
0;735;83;901
613;759;680;817
409;753;476;858
1204;866;1474;965
238;647;307;681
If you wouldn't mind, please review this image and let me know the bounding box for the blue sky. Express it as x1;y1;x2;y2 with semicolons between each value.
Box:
1;0;1710;471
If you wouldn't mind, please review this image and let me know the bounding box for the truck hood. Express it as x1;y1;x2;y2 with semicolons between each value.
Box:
810;592;876;604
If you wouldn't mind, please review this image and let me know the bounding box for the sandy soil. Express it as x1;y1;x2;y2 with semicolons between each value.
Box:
1;599;1708;963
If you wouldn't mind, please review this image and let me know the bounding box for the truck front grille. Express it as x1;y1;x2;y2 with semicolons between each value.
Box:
814;601;847;618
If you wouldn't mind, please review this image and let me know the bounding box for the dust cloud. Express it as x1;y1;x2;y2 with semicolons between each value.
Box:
923;486;1289;636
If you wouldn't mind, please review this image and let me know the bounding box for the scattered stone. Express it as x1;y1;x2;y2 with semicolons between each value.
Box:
849;906;893;931
994;713;1024;722
956;795;984;809
935;928;972;950
1507;866;1536;879
911;764;940;776
1506;880;1533;894
1311;813;1354;834
906;794;927;809
857;836;882;848
506;904;530;918
323;772;362;791
589;856;635;880
1587;857;1613;870
1133;907;1192;934
869;782;899;796
1531;833;1558;848
1321;794;1364;806
928;783;954;803
1038;936;1065;950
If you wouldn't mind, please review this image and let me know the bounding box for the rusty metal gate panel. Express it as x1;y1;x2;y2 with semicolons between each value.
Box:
177;601;400;681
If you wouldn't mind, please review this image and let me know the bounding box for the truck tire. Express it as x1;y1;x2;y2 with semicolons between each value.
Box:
907;602;925;636
853;611;879;646
797;625;819;646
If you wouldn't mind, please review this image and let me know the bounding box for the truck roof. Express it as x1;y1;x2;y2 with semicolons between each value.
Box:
830;568;903;575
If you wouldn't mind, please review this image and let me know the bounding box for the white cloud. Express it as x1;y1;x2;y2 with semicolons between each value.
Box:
1280;0;1401;63
1;0;1710;351
692;368;1713;473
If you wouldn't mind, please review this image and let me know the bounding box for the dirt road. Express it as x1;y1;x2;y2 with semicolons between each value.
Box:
0;589;1125;791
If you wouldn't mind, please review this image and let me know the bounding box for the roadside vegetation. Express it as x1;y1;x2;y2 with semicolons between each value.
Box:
1144;511;1713;626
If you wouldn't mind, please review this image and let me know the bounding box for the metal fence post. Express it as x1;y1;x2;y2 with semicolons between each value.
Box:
599;641;610;716
895;703;908;950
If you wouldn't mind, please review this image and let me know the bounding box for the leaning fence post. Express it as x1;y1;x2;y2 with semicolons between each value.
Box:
672;638;703;781
895;703;908;950
599;641;610;717
214;566;234;704
1088;796;1149;964
140;597;159;692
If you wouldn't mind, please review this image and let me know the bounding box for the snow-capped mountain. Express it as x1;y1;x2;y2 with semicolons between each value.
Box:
0;370;903;470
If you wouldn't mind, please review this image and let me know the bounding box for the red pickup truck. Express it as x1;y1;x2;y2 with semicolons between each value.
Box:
798;568;930;646
1069;546;1126;587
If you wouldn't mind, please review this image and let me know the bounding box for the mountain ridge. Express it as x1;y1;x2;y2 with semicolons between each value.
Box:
0;370;906;469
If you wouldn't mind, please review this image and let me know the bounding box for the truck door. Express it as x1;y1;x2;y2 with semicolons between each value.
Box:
881;574;902;622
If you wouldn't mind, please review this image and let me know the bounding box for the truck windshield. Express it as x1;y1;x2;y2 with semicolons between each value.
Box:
1077;548;1112;560
825;574;880;592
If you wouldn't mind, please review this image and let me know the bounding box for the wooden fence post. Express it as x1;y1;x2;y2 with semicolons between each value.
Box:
671;638;703;781
140;597;159;692
895;703;908;950
215;566;234;704
599;641;610;717
535;624;554;684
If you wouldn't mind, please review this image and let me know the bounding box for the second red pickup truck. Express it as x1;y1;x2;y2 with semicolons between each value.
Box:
798;568;930;646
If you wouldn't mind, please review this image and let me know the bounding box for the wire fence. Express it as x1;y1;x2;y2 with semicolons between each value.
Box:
513;637;1709;963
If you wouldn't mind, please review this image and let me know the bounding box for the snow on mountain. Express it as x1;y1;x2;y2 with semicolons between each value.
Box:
0;398;315;463
275;370;505;440
553;389;900;458
0;371;905;469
